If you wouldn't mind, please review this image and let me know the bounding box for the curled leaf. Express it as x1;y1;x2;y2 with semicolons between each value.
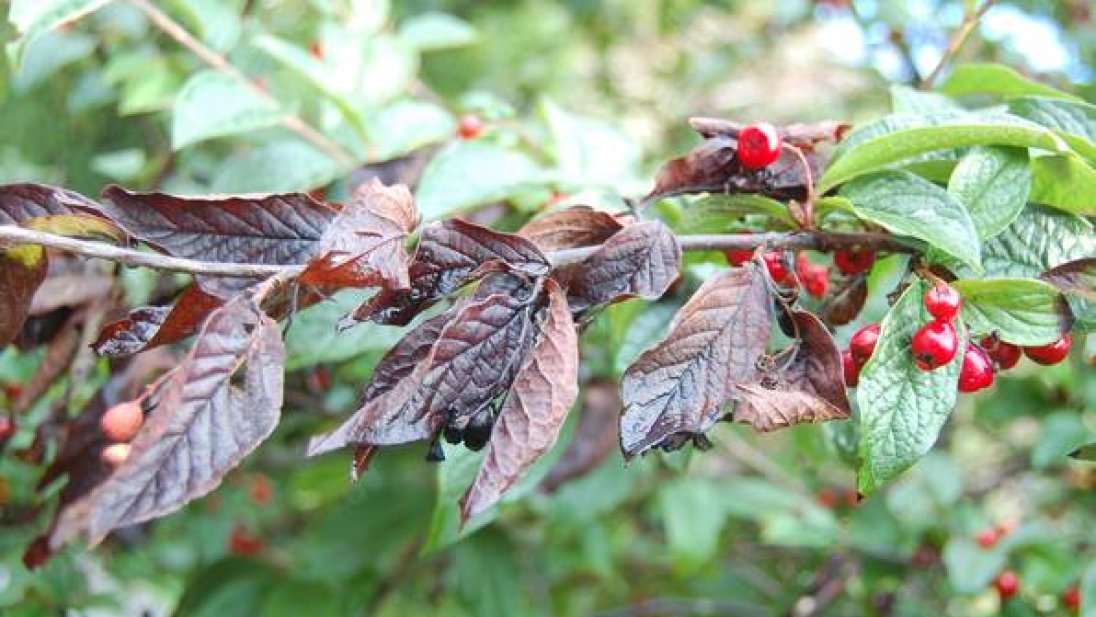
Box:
560;220;681;310
518;205;625;252
92;284;224;357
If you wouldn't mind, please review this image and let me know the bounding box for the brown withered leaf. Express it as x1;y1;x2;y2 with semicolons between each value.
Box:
298;179;419;289
101;186;337;298
29;272;115;316
92;284;224;357
50;296;285;547
734;310;851;432
0;182;106;224
820;275;869;326
561;221;681;310
1040;258;1096;302
539;379;621;493
620;265;773;458
517;206;625;252
460;279;578;520
349;218;549;326
688;117;851;148
1;246;49;347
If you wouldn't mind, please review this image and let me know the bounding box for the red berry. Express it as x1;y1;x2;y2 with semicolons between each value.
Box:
763;251;791;284
842;349;859;387
980;336;1022;370
1063;585;1080;611
911;320;959;371
308;41;324;60
100;401;143;443
101;443;131;467
249;473;274;506
817;487;838;508
1023;333;1072;365
795;253;829;298
923;282;962;321
850;323;881;364
834;248;875;276
724;249;754;266
958;344;995;393
737;122;782;170
976;528;998;549
228;525;264;556
457;114;484;139
994;520;1016;539
994;571;1019;600
0;416;15;442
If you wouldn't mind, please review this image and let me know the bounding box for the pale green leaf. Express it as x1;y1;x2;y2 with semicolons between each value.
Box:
1007;96;1096;160
982;207;1095;278
6;0;112;68
414;141;542;220
172;70;283;150
953;278;1070;346
940;63;1082;102
946;146;1030;239
211;142;341;193
398;12;477;51
1029;155;1096;216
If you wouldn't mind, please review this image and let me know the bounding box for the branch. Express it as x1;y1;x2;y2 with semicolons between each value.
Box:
920;0;997;90
128;0;358;168
0;225;917;278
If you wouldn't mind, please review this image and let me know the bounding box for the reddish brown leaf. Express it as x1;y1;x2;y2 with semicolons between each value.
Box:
101;186;337;298
734;310;851;431
539;379;621;493
348;218;549;326
298;179;419;289
0;183;105;225
518;206;625;252
688;117;851;148
620;265;773;458
561;220;682;310
1;246;49;347
92;284;224;357
48;297;284;548
1040;258;1096;302
821;275;869;326
461;279;578;520
29;272;115;316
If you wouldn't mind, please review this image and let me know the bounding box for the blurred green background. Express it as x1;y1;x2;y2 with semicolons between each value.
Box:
1;1;1093;615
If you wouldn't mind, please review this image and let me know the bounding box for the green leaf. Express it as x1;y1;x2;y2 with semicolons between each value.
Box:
414;141;541;220
821;115;1070;192
891;84;963;114
942;538;1007;594
11;31;96;91
679;194;795;232
841;170;981;269
422;443;489;554
1007;96;1096;160
6;0;112;69
367;99;455;160
1083;563;1096;617
953;278;1071;346
172;70;283;150
857;280;963;494
947;146;1030;239
259;580;339;617
166;0;244;52
283;290;407;370
451;530;526;617
542;99;641;188
940;63;1082;102
982;207;1094;278
211;142;342;193
175;558;278;617
614;302;678;375
660;478;726;572
398;12;478;51
1031;412;1093;469
1029;155;1096;216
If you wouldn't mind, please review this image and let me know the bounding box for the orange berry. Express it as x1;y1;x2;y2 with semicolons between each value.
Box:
100;401;144;443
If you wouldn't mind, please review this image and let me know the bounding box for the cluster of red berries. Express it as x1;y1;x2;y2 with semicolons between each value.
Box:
724;246;875;300
98;400;146;467
841;322;879;387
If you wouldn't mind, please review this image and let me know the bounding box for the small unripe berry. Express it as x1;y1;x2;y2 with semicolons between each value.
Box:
849;323;881;365
958;345;995;393
833;248;875;276
842;349;859;387
457;114;484;139
737;122;782;170
911;320;959;371
994;571;1019;600
100;401;143;443
101;443;131;467
976;528;997;549
923;282;962;321
1023;334;1072;365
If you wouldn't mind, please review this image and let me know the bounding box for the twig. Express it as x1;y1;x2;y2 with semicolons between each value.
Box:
128;0;357;168
920;0;997;90
0;225;917;279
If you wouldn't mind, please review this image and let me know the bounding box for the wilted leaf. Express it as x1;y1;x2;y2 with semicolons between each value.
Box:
0;182;105;224
92;284;224;357
29;271;114;316
688;117;851;148
820;275;868;326
50;297;285;547
734;310;851;432
100;185;337;297
461;279;579;520
540;380;621;493
559;221;681;311
620;265;773;458
349;218;549;326
517;205;624;252
0;246;49;347
298;179;419;289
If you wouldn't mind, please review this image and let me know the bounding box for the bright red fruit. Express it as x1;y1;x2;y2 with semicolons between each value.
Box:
228;525;264;556
923;282;962;321
763;251;791;284
737;122;782;170
457;114;484;139
980;336;1022;370
796;253;829;298
849;323;881;364
994;571;1019;600
958;345;995;393
834;248;875;276
976;528;997;549
724;249;754;266
842;350;859;387
816;487;838;508
1023;334;1072;365
911;320;959;371
1063;585;1080;611
0;416;15;442
308;41;324;60
100;401;143;443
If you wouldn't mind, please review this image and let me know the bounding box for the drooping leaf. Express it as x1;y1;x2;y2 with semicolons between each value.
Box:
734;310;850;432
0;182;105;224
1007;96;1096;160
953;278;1073;346
982;207;1094;278
348;218;549;326
92;284;224;356
561;220;681;310
461;279;578;520
620;265;773;458
939;63;1082;102
841;170;981;270
298;179;419;289
171;70;283;150
857;280;963;495
101;185;337;297
946;146;1030;239
820;275;868;326
1040;259;1096;303
1028;155;1096;216
0;245;48;347
517;205;624;252
51;296;285;547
